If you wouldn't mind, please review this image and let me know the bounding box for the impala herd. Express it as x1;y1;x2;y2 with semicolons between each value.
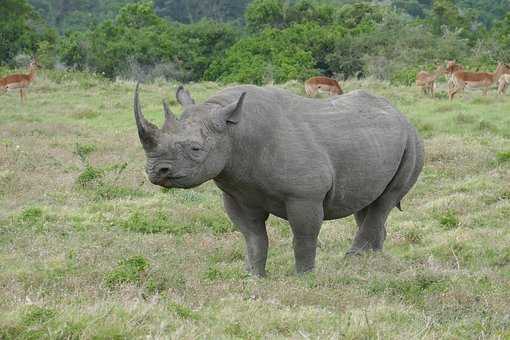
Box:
1;58;510;103
304;60;510;102
414;60;510;101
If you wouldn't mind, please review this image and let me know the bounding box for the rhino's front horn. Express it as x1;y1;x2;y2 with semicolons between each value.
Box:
162;99;178;131
134;83;159;150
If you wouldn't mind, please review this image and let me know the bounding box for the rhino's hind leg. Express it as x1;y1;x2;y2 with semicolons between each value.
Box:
347;133;424;255
347;201;391;255
286;200;324;274
223;193;269;277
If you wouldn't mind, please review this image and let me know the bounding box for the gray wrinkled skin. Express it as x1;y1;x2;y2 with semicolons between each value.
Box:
134;84;424;276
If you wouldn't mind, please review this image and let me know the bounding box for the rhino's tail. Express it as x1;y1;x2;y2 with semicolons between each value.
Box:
396;201;403;211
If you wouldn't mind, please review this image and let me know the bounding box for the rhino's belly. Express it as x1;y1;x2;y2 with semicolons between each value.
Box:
322;185;386;220
322;144;406;219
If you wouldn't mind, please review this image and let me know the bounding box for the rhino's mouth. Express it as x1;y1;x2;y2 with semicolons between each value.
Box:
168;174;187;180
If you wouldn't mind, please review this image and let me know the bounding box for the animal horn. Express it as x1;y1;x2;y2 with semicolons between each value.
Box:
162;99;178;131
176;85;195;106
134;83;159;150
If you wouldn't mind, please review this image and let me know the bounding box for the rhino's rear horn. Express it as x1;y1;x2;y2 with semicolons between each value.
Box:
134;83;159;150
162;99;178;131
176;85;195;106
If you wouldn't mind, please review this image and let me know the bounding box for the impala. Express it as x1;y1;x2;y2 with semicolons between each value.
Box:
497;73;510;95
448;63;510;101
445;60;464;89
446;60;464;74
415;65;446;97
0;59;40;102
304;76;343;97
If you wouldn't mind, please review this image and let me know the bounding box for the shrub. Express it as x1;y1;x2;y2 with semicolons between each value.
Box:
36;41;57;69
206;26;318;84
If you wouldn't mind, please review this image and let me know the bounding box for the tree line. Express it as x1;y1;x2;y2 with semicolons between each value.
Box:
2;0;510;85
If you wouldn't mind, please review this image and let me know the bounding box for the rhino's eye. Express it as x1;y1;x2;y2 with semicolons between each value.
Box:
184;142;207;161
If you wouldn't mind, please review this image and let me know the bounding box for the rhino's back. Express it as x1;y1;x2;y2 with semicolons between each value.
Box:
209;86;405;125
212;86;416;219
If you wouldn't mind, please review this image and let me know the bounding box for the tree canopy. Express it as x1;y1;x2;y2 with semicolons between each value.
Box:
2;0;508;85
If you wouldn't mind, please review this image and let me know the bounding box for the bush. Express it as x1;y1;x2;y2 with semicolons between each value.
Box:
206;25;324;84
58;32;89;70
36;41;57;69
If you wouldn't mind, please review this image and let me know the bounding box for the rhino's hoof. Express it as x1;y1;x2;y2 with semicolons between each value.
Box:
345;244;383;257
246;267;266;278
345;248;365;256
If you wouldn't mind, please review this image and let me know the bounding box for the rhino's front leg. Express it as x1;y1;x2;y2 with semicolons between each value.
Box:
286;200;324;274
223;193;269;277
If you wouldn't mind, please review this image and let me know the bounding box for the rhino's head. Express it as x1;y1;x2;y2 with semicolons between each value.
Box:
134;84;246;189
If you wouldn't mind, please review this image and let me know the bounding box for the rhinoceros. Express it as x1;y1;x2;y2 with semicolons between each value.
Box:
134;84;424;276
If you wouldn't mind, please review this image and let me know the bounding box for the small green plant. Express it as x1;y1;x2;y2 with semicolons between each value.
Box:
104;256;150;288
438;209;460;230
22;306;56;326
224;322;255;339
204;265;247;281
495;151;510;164
18;207;43;224
76;165;103;187
169;302;199;320
401;227;423;244
192;213;235;235
15;207;50;231
121;211;195;234
74;143;97;163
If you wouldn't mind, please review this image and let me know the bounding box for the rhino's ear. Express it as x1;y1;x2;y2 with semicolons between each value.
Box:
176;85;195;106
134;83;159;150
162;99;178;131
215;92;246;129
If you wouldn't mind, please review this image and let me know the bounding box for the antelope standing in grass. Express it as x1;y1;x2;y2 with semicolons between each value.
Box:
415;65;446;97
304;76;343;97
445;60;464;89
497;73;510;95
0;59;41;102
448;63;510;101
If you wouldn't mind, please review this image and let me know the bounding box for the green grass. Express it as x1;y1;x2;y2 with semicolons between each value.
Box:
0;72;509;338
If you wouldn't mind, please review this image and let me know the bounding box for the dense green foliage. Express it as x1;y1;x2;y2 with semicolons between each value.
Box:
154;0;251;24
58;2;239;80
0;0;56;66
28;0;136;33
3;0;510;84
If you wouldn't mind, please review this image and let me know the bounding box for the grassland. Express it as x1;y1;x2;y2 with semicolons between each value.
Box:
0;71;509;339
